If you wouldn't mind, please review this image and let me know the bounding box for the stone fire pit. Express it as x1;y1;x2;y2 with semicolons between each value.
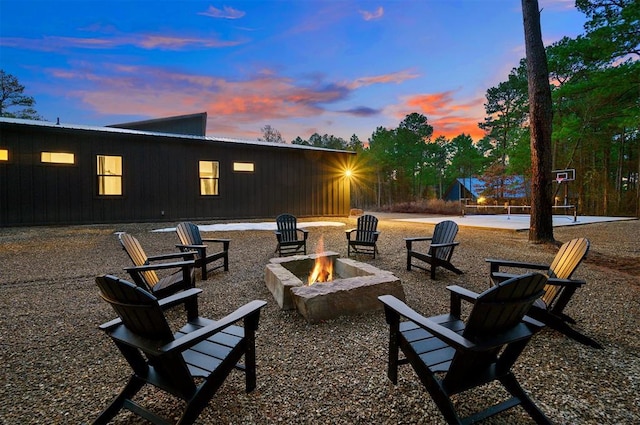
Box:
264;251;405;323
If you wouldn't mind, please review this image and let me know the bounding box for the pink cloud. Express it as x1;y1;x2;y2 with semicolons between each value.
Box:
2;33;247;52
349;69;420;89
137;34;246;49
359;7;384;21
394;91;487;140
44;62;434;141
198;5;246;19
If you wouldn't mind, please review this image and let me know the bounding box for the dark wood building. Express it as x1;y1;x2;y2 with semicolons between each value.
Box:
0;115;354;226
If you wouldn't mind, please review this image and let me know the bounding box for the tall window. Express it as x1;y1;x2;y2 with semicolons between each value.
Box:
0;149;8;161
97;155;122;195
41;152;74;164
199;160;219;195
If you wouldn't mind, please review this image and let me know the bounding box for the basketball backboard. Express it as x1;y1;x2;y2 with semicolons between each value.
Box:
553;168;576;183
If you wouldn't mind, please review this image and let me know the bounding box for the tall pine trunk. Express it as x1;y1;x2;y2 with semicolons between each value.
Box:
522;0;554;242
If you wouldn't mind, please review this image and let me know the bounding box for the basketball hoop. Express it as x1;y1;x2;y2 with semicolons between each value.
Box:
556;177;565;184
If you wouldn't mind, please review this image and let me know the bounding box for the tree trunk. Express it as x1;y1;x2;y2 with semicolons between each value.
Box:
522;0;554;242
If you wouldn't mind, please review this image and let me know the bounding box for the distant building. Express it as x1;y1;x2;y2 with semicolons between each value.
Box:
444;176;529;204
0;113;354;226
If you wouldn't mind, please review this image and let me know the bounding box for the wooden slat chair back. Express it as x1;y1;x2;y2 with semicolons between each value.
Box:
94;275;267;424
542;238;589;307
118;232;195;299
446;273;547;390
429;220;458;261
379;273;551;424
176;222;230;280
485;238;600;348
405;220;462;279
274;214;308;256
346;214;380;258
118;232;160;289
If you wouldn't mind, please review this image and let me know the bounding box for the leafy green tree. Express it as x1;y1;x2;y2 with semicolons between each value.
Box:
304;133;348;150
479;64;529;166
367;126;396;207
545;0;639;215
0;70;42;119
291;136;307;145
576;0;640;62
347;134;364;152
445;134;486;183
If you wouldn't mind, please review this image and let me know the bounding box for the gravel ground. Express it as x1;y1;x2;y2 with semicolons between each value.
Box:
1;215;639;424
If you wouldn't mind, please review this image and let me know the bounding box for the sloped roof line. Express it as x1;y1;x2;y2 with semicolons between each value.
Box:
0;117;354;154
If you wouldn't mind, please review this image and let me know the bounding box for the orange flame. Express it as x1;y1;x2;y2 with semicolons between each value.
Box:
308;236;333;285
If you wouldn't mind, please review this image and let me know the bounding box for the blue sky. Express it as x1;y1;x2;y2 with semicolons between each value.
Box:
0;0;586;143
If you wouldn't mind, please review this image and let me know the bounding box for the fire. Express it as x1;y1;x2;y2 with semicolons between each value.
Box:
308;236;333;285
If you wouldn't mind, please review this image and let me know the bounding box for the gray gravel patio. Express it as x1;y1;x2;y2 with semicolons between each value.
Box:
1;215;638;424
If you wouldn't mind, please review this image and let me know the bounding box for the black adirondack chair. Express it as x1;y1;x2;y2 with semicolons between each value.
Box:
94;275;267;425
119;232;196;299
486;238;601;348
346;214;380;258
274;213;308;256
379;273;551;425
405;220;463;279
176;222;230;280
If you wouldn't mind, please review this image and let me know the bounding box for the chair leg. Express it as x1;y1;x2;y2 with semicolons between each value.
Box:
500;372;552;424
201;262;208;281
93;376;145;424
529;309;603;349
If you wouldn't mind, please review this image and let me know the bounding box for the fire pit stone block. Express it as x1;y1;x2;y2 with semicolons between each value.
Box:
290;271;404;323
264;251;405;323
264;251;340;310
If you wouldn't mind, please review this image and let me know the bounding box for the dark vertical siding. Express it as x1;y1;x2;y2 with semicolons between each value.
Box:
1;121;353;226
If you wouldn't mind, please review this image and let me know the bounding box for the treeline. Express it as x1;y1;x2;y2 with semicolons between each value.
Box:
288;0;639;216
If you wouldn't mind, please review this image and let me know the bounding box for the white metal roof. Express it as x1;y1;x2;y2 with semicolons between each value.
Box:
0;117;354;154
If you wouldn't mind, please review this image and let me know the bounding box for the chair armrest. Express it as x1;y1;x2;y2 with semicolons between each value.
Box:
546;277;586;288
430;241;459;249
176;243;206;249
404;236;434;243
201;238;231;248
446;285;479;302
147;251;196;262
446;285;479;316
378;295;474;350
160;300;268;354
298;229;309;240
404;236;433;250
485;258;549;271
157;288;202;310
124;259;195;273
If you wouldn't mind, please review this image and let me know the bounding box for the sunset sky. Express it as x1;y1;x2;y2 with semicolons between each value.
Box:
1;0;586;143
